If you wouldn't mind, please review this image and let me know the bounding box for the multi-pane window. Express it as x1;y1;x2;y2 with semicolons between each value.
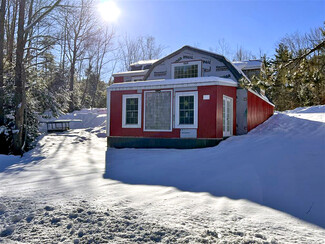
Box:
122;94;141;128
174;64;198;79
179;96;194;124
125;98;138;125
175;91;198;128
223;95;233;137
172;61;201;79
144;90;172;131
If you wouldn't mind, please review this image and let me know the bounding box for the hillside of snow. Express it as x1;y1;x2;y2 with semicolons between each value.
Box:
0;106;324;243
107;105;325;228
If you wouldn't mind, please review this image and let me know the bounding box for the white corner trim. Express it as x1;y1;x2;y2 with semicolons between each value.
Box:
175;91;198;129
143;90;173;132
171;60;202;79
122;94;142;128
106;89;111;136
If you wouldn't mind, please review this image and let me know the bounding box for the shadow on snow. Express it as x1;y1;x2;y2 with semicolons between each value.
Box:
104;113;325;228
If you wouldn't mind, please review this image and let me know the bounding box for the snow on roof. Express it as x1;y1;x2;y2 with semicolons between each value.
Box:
108;76;238;91
233;60;262;70
130;59;159;66
113;70;148;77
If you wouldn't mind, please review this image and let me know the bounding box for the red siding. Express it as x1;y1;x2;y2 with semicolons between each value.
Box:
113;76;124;83
197;86;218;138
247;91;274;132
110;85;237;139
215;86;237;138
110;90;180;138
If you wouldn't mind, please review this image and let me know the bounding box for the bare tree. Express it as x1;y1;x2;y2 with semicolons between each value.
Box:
90;26;115;107
210;38;232;57
11;0;61;154
81;25;115;107
5;0;18;63
0;0;7;125
12;0;26;155
119;34;165;71
233;46;256;61
139;36;164;60
58;0;97;111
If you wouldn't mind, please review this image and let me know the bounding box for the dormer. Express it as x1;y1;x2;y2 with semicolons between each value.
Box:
232;60;263;80
112;59;158;83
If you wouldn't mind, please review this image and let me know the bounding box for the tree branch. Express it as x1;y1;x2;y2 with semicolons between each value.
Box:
24;0;62;34
284;40;325;68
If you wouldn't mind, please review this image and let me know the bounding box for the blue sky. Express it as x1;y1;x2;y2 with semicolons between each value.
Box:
110;0;324;59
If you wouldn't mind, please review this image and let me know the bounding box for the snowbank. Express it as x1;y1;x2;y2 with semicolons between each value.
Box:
56;108;107;129
39;108;107;137
0;106;324;243
107;105;325;227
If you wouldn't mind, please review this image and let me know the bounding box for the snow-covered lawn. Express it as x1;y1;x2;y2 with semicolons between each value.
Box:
0;107;324;243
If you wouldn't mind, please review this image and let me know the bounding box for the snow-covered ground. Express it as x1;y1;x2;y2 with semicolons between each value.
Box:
0;106;324;243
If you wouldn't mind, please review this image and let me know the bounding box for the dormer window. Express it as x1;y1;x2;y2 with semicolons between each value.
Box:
171;61;202;79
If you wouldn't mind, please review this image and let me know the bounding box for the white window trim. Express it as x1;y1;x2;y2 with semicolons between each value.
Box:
143;90;173;132
222;95;233;137
175;91;198;129
122;94;142;128
171;60;202;79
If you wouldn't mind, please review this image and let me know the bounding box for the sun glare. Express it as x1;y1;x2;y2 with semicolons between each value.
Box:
98;1;121;22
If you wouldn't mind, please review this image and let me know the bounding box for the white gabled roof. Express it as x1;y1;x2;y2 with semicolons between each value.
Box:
130;59;159;66
233;60;262;70
108;76;238;91
113;69;148;77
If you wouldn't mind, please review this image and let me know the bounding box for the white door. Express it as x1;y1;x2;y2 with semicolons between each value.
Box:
223;96;233;137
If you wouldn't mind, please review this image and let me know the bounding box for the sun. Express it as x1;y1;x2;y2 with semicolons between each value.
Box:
98;1;121;23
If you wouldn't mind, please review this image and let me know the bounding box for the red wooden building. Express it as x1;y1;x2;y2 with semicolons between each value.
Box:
107;46;274;148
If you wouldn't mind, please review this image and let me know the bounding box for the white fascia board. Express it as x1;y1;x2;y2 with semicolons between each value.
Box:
113;70;148;77
107;77;238;91
242;66;262;70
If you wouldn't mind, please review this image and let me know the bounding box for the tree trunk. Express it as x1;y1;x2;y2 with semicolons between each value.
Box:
91;74;99;107
69;45;77;112
12;0;26;155
6;0;17;63
69;59;76;112
0;0;7;125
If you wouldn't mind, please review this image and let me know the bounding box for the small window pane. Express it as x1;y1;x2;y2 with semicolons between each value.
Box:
174;64;198;79
179;95;194;124
125;98;138;124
